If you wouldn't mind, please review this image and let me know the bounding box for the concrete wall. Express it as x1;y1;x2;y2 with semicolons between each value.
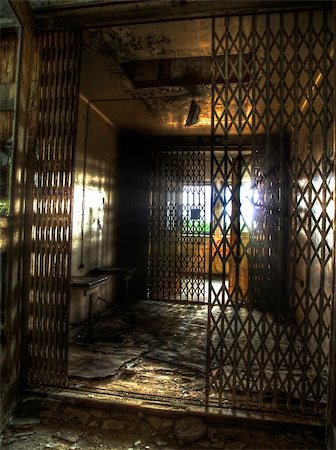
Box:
70;97;119;323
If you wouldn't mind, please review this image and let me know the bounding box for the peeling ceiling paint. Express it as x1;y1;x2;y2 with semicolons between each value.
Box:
84;18;211;62
81;19;213;134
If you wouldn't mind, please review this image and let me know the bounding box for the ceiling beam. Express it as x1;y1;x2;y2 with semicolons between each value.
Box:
33;0;333;31
122;55;251;89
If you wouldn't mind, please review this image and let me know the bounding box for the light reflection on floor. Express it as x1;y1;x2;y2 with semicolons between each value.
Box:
68;290;326;412
69;300;208;401
162;277;225;303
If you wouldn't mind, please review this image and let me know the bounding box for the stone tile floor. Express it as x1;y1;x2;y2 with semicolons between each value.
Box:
5;298;323;450
0;397;326;450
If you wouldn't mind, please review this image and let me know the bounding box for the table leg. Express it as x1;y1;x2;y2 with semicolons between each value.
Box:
88;293;93;339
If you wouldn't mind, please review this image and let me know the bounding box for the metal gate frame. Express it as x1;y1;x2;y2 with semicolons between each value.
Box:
22;6;336;425
207;8;334;415
327;3;336;445
27;30;81;386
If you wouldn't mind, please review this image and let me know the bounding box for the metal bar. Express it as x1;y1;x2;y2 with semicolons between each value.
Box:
327;1;336;440
245;11;257;408
314;9;329;415
300;9;315;413
273;11;285;411
33;32;49;384
287;9;300;413
206;16;217;403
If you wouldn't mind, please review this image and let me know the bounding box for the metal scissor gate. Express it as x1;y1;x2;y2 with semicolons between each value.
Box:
27;7;334;420
148;148;209;303
148;8;334;416
207;9;334;415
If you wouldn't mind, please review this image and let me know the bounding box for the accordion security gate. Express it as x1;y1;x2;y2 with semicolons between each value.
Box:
207;9;334;415
148;149;208;303
28;31;81;385
148;8;334;417
25;8;334;420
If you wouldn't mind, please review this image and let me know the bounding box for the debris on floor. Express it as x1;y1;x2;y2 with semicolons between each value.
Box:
0;396;326;449
68;299;322;408
68;301;207;401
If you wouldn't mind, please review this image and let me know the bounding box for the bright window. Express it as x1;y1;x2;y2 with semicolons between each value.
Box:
166;183;254;235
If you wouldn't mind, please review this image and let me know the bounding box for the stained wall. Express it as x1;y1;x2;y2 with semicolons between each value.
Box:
70;96;119;323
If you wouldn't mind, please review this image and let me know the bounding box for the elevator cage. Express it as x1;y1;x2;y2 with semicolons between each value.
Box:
26;6;334;419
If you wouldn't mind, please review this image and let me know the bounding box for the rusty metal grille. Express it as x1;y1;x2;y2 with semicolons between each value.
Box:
148;149;208;303
207;9;334;415
28;31;81;385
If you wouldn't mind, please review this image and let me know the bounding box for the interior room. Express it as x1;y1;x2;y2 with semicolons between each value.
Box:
1;1;336;449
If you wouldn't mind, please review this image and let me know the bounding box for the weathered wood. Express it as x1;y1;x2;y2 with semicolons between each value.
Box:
0;30;17;84
0;0;34;432
0;111;14;143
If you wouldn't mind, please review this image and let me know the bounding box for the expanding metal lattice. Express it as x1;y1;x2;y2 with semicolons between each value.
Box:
28;31;81;385
207;9;334;415
148;149;208;303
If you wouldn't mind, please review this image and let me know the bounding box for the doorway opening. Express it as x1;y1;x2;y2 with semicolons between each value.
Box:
26;5;334;423
147;148;254;305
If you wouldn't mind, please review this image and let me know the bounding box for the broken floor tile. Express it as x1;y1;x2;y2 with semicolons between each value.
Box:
60;407;79;422
160;419;173;430
39;409;55;418
196;440;211;448
88;420;99;427
224;441;245;449
174;416;207;444
86;434;102;444
147;417;161;430
3;437;17;445
91;409;104;419
208;428;218;437
212;441;226;449
72;408;91;425
43;399;62;411
102;419;125;430
53;430;82;443
13;431;35;438
9;416;40;429
45;443;64;449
